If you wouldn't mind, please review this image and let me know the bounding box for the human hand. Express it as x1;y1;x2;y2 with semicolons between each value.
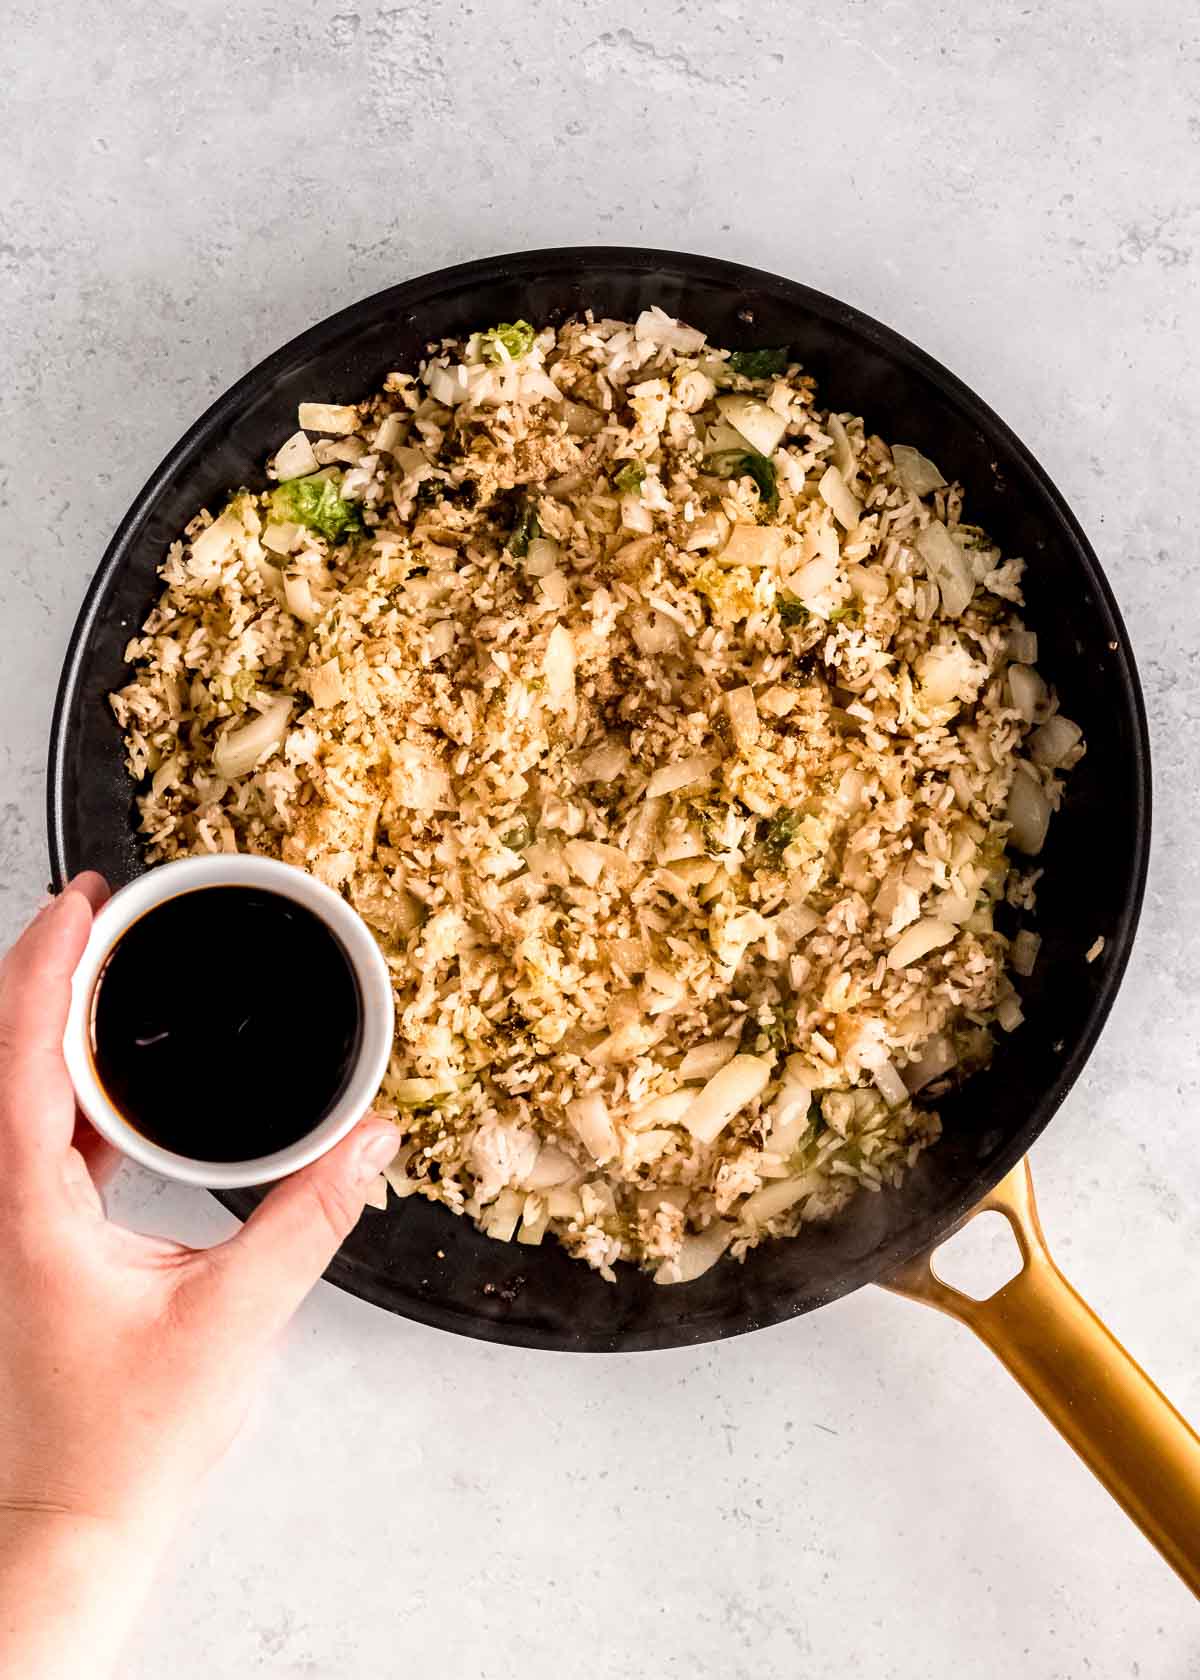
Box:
0;874;398;1676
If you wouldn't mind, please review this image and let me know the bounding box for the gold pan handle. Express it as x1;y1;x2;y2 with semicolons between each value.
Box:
882;1159;1200;1595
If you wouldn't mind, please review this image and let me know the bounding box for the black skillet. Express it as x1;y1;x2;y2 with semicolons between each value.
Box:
47;249;1200;1588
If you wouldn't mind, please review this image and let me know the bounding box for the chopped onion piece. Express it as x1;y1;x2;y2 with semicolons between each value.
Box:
576;740;630;783
394;891;425;936
646;754;719;799
726;685;759;750
524;842;571;886
543;624;576;711
372;412;407;453
424;362;469;406
273;430;319;480
660;856;717;893
566;1093;618;1164
190;508;243;570
1011;929;1041;976
947;766;974;810
314;436;365;466
893;444;947;495
1030;715;1083;768
679;1038;741;1082
539;570;569;609
887;917;957;970
631;610;677;657
903;1034;957;1093
594;842;635;881
428;618;457;658
1007;765;1051;855
620;495;654;533
212;695;291;781
297;402;358;435
1007;664;1048;724
383;1145;418;1199
393;1077;442;1106
636;307;706;353
261;520;302;556
759;684;797;718
684;510;730;551
624;795;664;862
1009;628;1039;664
815;518;841;568
546;1186;583;1220
393;445;430;478
483;1186;524;1242
563;838;631;887
872;1059;910;1109
626;1129;677;1168
791;552;838;605
391;748;450;812
580;1180;617;1219
935;891;976;925
706;420;751;455
740;1173;820;1227
828;415;855;482
916;521;974;617
681;1054;772;1145
151;754;181;799
833;766;865;815
818;464;863;529
309;657;345;710
517;1196;550;1245
765;1081;814;1157
525;536;561;577
654;1220;734;1286
561;403;603;441
521;367;563;403
716;394;787;457
916;640;980;705
631;1089;694;1127
284;573;322;624
721;523;786;568
643;963;684;1005
524;1145;579;1190
769;900;821;953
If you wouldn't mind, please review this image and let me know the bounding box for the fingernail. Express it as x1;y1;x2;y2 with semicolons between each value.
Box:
354;1126;398;1181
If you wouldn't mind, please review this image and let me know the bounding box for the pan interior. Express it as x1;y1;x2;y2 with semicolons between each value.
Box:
47;248;1149;1350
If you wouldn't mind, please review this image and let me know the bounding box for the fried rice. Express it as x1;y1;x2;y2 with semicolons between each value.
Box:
110;308;1083;1284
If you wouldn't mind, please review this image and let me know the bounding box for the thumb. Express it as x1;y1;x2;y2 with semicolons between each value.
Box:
0;873;109;1187
196;1120;398;1342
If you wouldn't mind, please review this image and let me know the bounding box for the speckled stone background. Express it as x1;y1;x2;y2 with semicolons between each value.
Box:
4;1;1200;1673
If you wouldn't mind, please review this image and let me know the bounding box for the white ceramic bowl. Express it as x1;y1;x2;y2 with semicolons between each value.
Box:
63;855;395;1188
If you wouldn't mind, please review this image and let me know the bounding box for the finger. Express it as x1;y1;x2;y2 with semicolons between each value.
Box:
0;879;105;1181
189;1121;398;1342
65;871;111;913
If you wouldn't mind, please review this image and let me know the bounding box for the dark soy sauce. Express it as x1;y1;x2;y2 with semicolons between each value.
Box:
91;886;363;1161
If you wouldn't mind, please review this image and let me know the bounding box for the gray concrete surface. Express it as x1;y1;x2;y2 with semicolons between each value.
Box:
4;0;1200;1673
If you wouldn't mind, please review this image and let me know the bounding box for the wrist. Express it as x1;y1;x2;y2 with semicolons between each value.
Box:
0;1504;167;1680
0;1498;164;1551
0;1437;193;1541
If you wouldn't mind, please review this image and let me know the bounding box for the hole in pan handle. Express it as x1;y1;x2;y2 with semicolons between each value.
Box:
881;1158;1200;1597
